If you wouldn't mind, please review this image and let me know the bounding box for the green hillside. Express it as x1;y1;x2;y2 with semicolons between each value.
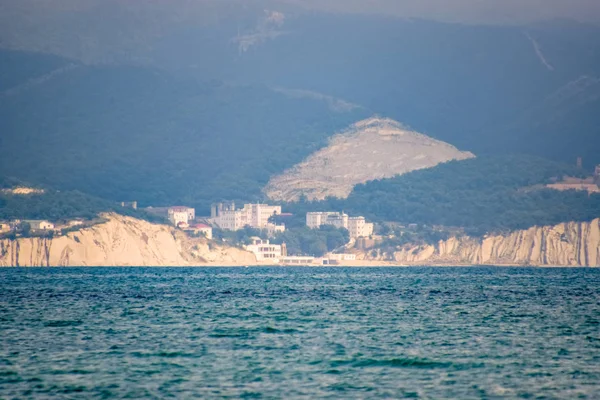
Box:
284;156;600;235
0;178;161;223
0;50;366;213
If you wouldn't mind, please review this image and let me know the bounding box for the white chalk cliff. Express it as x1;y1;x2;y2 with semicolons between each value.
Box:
264;117;475;202
0;214;256;267
1;214;598;267
361;219;600;267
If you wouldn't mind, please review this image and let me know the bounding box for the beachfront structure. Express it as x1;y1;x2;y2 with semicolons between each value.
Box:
210;202;285;233
306;212;374;239
168;207;195;227
244;237;283;263
326;253;357;262
279;256;316;266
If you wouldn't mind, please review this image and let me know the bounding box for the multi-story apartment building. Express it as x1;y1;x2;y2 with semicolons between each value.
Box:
348;217;374;239
306;212;348;229
210;202;285;233
306;212;373;239
244;237;283;263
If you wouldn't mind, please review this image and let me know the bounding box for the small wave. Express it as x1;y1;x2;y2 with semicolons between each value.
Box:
130;351;195;358
331;357;453;369
44;320;83;327
262;327;299;334
209;332;252;338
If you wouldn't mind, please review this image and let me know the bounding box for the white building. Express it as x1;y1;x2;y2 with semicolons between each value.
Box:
168;207;195;227
326;253;357;262
211;202;285;233
306;212;347;229
306;212;373;239
25;220;55;230
188;224;213;240
279;256;316;266
348;217;374;239
244;237;283;263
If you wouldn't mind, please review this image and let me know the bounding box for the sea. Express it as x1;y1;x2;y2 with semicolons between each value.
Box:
1;267;599;399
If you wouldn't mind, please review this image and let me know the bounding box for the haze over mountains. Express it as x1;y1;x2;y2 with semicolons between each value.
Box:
1;0;599;232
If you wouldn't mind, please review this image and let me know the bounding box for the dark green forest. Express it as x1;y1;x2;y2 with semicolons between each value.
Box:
270;226;350;257
0;50;365;214
170;14;600;167
283;156;600;236
0;187;163;223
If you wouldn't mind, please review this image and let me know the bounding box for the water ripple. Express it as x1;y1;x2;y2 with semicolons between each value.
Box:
1;266;599;399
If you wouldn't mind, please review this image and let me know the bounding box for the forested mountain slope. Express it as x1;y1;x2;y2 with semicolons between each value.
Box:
283;156;600;235
0;50;366;212
2;5;599;166
154;14;600;167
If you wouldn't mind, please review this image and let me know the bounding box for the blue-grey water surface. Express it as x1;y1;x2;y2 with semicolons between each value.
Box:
1;267;599;399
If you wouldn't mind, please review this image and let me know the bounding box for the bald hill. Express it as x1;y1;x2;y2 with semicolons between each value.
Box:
265;117;474;202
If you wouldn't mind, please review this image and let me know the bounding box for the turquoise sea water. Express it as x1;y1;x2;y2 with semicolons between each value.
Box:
1;267;599;399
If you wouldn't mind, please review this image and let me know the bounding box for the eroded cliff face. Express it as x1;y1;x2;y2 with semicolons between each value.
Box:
0;214;257;267
361;219;600;267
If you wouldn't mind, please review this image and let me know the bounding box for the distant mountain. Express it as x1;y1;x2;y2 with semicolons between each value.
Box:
0;50;366;213
152;14;600;166
2;5;599;165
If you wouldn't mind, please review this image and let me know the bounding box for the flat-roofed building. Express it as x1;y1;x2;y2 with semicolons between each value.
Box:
187;223;213;240
24;220;55;231
279;256;316;266
168;206;195;227
348;217;374;239
211;202;285;233
244;237;283;263
306;212;373;239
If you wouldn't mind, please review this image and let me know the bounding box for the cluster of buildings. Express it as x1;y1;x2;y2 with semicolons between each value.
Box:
209;202;286;236
145;205;213;239
145;201;289;240
134;202;376;264
306;212;374;239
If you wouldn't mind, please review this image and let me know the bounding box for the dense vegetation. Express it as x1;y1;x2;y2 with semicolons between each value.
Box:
0;188;164;223
283;156;600;236
213;225;349;257
270;226;350;257
0;50;365;214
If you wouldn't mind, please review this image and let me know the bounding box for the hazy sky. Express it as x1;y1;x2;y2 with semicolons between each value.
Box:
286;0;600;24
1;0;599;25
